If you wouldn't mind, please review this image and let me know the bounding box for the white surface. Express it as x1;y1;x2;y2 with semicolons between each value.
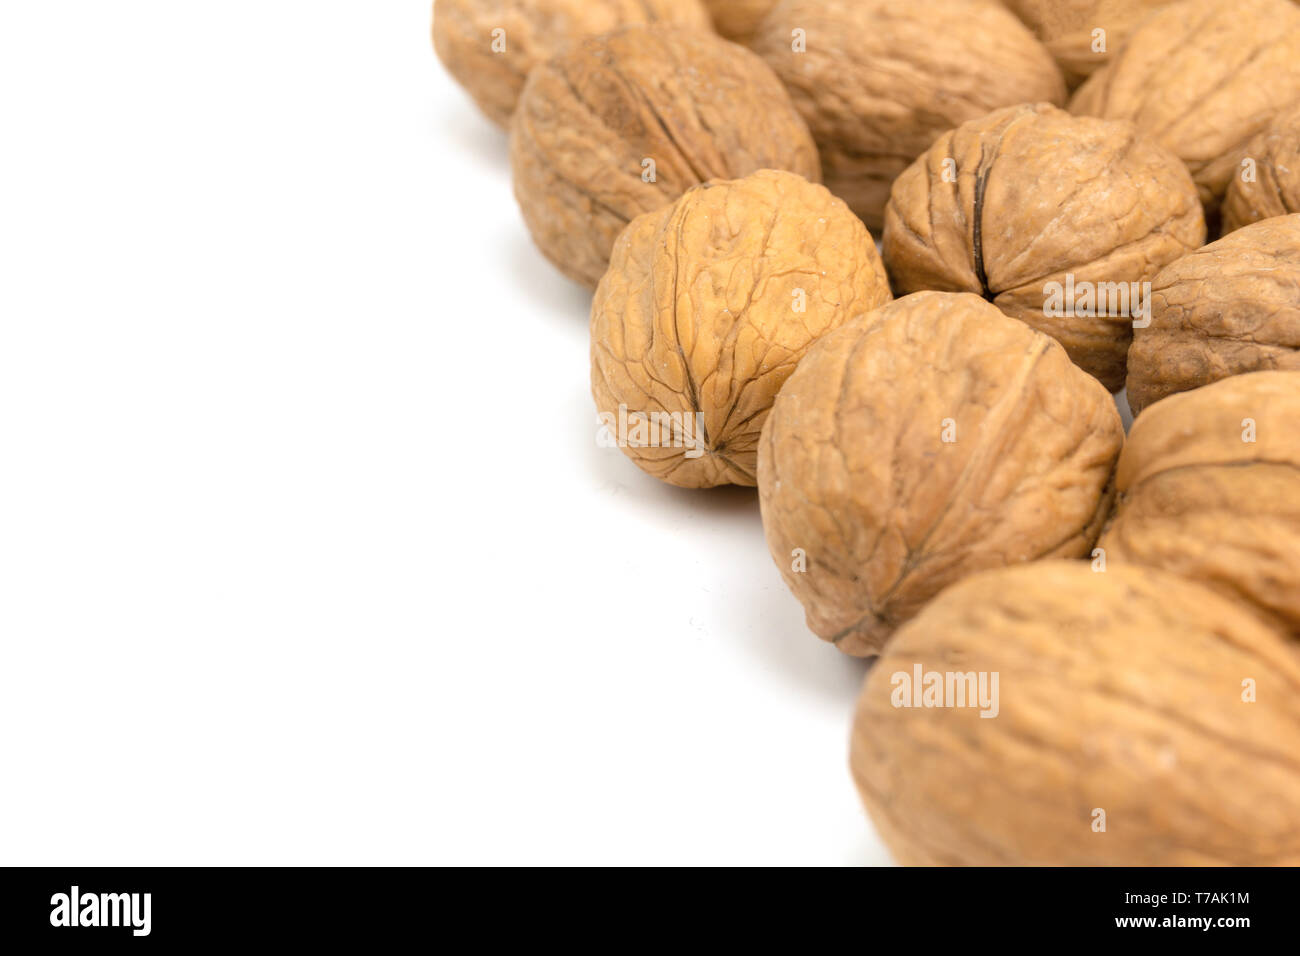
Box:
0;1;889;865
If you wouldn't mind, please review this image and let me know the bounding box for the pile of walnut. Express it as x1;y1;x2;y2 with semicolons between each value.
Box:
435;0;1300;865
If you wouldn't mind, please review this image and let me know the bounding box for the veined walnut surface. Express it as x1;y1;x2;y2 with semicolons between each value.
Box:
749;0;1066;231
757;292;1123;656
511;25;820;288
883;103;1205;392
851;561;1300;866
1102;372;1300;634
432;0;712;128
590;170;890;488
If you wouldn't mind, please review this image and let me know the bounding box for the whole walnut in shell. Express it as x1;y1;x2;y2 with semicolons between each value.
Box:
1004;0;1179;86
757;292;1123;656
1102;372;1300;635
883;103;1205;392
431;0;712;128
1126;215;1300;413
702;0;776;43
851;561;1300;866
1070;0;1300;218
511;25;820;288
749;0;1065;231
1223;102;1300;234
591;169;891;488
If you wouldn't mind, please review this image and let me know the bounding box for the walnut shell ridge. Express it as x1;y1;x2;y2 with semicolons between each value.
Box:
851;560;1300;866
591;169;891;488
511;25;820;289
757;291;1123;656
1223;102;1300;234
749;0;1066;231
1069;0;1300;218
1102;371;1300;635
431;0;712;128
883;103;1205;392
1126;214;1300;413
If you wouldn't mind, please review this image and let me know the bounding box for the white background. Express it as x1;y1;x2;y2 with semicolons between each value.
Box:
0;1;891;865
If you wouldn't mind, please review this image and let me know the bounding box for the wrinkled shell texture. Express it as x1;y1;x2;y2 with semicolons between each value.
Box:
1126;215;1300;413
757;292;1123;656
1223;102;1300;233
702;0;776;42
883;103;1204;392
749;0;1065;231
1102;372;1300;634
431;0;712;127
1005;0;1179;84
851;561;1300;866
511;26;820;288
591;170;891;488
1069;0;1300;216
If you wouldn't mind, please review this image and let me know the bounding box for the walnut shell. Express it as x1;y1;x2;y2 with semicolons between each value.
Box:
851;560;1300;866
1101;372;1300;635
749;0;1066;231
1223;102;1300;234
1005;0;1180;86
511;25;820;289
1126;215;1300;413
591;169;890;488
702;0;776;43
883;103;1205;392
1069;0;1300;218
757;291;1123;656
431;0;712;128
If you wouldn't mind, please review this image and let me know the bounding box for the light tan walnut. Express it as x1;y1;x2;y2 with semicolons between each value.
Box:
590;170;890;488
883;103;1205;392
431;0;712;128
511;26;820;289
757;292;1123;656
1102;372;1300;635
749;0;1065;231
1126;215;1300;413
851;560;1300;866
1070;0;1300;220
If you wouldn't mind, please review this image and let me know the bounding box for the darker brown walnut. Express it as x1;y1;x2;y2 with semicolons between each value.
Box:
1223;103;1300;234
1126;215;1300;413
1070;0;1300;219
757;292;1123;656
750;0;1065;231
851;561;1300;866
883;103;1205;392
510;26;819;289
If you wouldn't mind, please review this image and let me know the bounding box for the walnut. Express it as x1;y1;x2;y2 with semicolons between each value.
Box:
590;170;890;488
701;0;776;43
757;291;1123;656
748;0;1065;231
851;560;1300;866
883;103;1204;392
1101;372;1300;635
1004;0;1180;86
431;0;712;128
511;25;820;288
1223;102;1300;233
1070;0;1300;220
1126;215;1300;413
